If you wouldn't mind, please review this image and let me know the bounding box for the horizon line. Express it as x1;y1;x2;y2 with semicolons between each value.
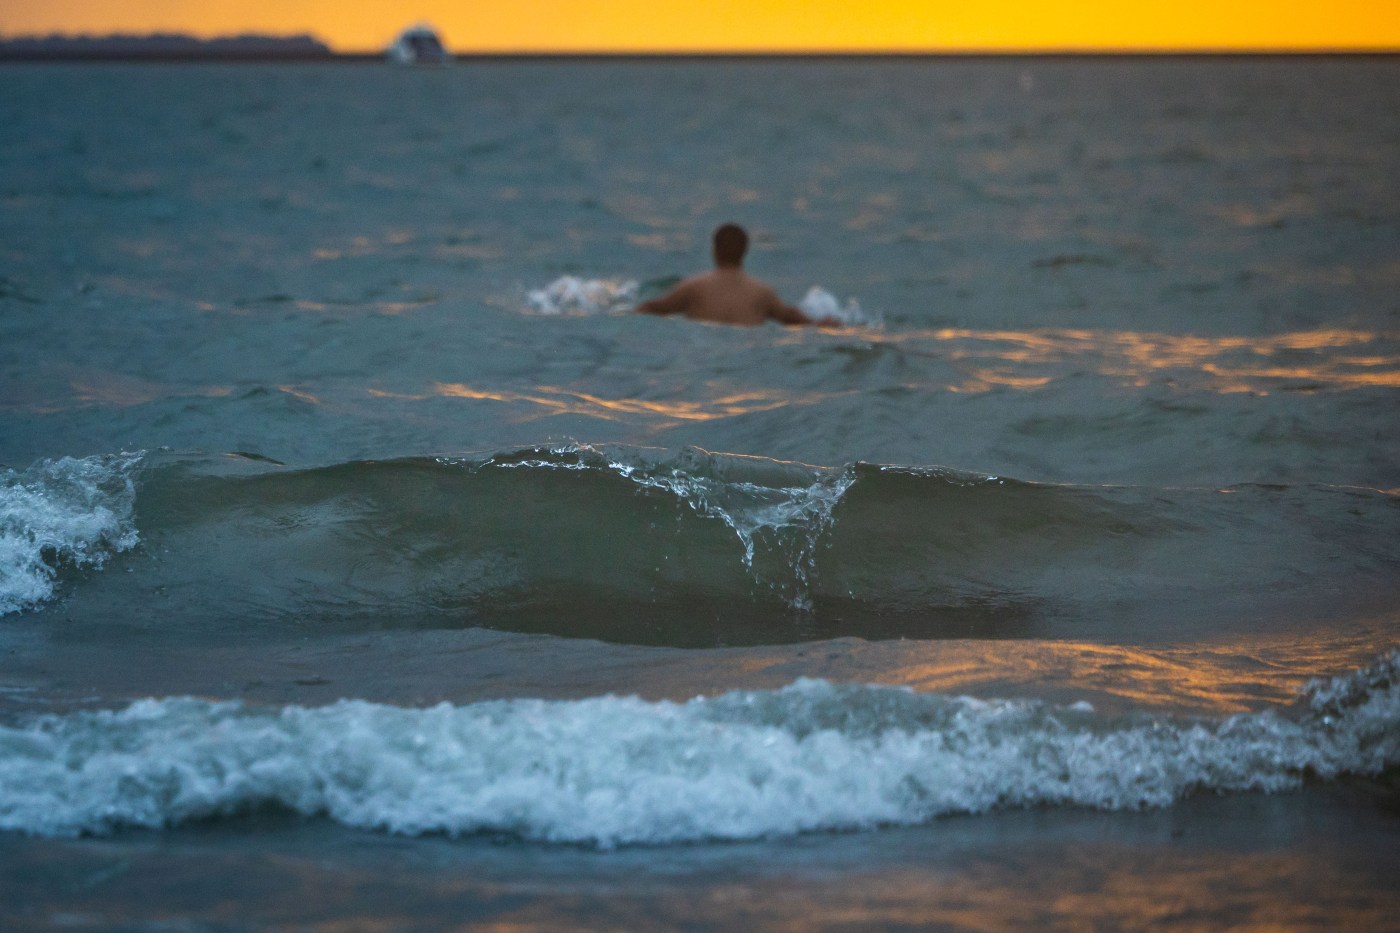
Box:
4;47;1399;62
400;46;1400;56
2;33;1399;58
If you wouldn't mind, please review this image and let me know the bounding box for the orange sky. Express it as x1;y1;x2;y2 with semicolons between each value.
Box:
2;0;1397;53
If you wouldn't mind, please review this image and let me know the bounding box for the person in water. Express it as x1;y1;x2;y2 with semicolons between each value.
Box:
635;224;837;327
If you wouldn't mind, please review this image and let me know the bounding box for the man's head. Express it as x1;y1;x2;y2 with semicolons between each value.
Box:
712;223;748;268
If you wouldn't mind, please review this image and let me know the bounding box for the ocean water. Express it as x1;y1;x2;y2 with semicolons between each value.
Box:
1;57;1398;929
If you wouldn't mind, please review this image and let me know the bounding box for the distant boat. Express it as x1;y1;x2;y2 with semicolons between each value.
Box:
387;24;450;65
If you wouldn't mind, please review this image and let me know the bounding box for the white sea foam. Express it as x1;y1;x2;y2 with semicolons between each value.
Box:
0;453;142;616
605;454;851;568
3;654;1395;845
799;286;880;328
609;456;852;608
526;276;639;315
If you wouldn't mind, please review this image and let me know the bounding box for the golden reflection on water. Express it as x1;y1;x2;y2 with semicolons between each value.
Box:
611;625;1398;715
429;382;814;425
747;852;1400;933
883;326;1400;394
215;856;1400;932
947;371;1055;393
726;630;1396;715
393;850;1397;933
354;321;1399;423
342;325;1400;430
276;385;322;406
15;834;1394;933
875;640;1350;713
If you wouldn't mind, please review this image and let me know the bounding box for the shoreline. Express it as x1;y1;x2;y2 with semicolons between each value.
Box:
2;50;1397;64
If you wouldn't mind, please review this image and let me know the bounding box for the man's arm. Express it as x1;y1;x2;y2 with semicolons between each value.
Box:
766;294;839;328
635;280;693;316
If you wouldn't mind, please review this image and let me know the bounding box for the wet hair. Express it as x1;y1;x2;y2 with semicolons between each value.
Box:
712;223;749;266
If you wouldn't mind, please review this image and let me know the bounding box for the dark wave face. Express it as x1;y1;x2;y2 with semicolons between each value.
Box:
26;445;1395;648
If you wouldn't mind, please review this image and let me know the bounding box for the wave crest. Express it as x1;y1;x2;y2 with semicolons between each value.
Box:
2;654;1395;845
0;452;142;615
77;444;1400;645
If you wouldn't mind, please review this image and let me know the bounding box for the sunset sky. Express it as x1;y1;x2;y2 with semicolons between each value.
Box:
2;0;1398;53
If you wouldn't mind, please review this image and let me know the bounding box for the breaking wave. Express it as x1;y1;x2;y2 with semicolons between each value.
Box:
2;653;1395;845
21;444;1398;646
0;452;142;615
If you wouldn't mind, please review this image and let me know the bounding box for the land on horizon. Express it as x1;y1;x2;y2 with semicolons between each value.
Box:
1;31;1396;61
0;33;337;61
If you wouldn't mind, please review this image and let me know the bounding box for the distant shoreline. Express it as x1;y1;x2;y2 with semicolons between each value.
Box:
0;50;351;62
0;34;335;62
1;49;1396;63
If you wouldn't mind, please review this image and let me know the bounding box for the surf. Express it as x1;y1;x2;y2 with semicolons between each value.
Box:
0;452;142;616
2;653;1395;846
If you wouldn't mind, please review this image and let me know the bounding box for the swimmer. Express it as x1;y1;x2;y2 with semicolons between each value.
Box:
635;224;837;327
